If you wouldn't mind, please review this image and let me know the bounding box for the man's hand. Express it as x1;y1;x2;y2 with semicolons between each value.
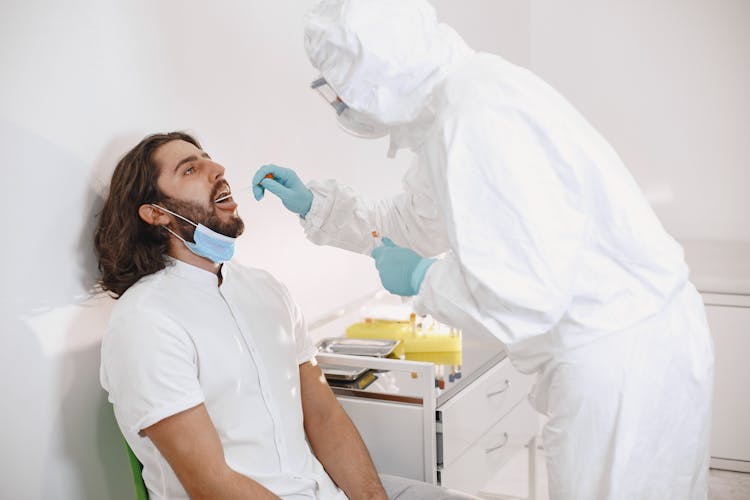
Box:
252;164;313;217
371;237;435;296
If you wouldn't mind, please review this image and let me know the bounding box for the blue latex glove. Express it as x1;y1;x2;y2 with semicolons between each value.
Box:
252;164;313;217
371;237;436;296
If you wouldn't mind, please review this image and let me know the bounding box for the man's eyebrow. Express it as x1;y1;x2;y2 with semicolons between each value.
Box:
173;152;211;173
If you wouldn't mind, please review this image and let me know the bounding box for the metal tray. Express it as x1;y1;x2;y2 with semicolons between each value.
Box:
326;370;378;390
319;364;371;382
317;337;399;357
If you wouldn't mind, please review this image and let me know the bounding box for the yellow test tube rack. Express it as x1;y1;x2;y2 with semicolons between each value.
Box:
345;314;462;363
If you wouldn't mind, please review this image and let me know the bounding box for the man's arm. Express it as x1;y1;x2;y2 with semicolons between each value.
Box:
299;361;387;500
143;403;279;500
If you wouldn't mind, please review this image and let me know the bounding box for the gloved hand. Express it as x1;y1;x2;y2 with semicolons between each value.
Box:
371;237;436;296
252;164;314;217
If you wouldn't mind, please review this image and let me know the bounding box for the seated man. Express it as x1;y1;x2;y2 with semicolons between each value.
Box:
95;132;475;499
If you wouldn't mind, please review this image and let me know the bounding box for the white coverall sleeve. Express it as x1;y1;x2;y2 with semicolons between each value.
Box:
100;312;204;433
300;165;451;258
415;105;589;370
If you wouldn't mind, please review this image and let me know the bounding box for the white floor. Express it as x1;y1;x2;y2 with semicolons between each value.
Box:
477;446;750;500
708;468;750;500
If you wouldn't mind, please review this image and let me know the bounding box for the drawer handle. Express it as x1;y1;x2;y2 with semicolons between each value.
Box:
486;379;511;398
485;432;509;454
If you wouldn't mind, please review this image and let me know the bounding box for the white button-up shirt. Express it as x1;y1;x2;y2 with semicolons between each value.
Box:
101;259;346;500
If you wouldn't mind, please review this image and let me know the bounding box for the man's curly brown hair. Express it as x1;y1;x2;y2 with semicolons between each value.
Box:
94;131;201;298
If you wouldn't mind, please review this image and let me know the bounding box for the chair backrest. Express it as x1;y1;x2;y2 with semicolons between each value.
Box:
122;437;149;500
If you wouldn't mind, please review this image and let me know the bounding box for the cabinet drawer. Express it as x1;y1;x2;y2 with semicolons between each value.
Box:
439;358;533;465
440;398;537;494
337;397;428;482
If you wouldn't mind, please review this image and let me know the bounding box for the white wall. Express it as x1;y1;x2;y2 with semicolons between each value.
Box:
3;0;747;497
0;1;526;498
528;0;750;242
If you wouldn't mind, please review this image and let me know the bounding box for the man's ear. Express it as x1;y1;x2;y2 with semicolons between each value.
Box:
138;204;170;226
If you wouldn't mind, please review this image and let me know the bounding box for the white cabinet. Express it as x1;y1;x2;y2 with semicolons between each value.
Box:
703;294;750;472
440;398;537;493
438;357;533;467
319;353;537;494
310;288;538;496
682;239;750;473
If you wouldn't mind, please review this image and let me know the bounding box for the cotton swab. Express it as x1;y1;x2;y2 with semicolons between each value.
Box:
214;174;274;203
214;185;251;203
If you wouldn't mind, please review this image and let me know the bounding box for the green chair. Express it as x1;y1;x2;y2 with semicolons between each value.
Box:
123;437;149;500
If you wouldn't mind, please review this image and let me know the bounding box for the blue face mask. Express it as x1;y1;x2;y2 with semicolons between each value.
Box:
150;204;236;263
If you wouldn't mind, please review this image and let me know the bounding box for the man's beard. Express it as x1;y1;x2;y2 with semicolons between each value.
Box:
160;196;245;243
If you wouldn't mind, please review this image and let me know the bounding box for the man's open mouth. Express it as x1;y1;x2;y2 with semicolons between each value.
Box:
214;188;232;204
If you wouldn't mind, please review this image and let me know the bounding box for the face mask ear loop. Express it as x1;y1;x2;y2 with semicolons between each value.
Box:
150;204;198;228
162;225;188;244
150;204;198;243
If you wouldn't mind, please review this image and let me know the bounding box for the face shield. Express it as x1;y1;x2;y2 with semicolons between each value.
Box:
311;77;389;139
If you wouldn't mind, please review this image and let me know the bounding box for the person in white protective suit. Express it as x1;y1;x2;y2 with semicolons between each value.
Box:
252;1;714;499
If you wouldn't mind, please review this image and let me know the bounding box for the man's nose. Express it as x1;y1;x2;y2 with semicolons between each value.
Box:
209;161;225;181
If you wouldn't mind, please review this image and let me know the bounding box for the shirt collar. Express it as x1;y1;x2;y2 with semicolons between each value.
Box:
165;256;224;288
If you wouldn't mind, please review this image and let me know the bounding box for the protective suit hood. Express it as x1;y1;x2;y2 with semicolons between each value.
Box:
304;0;473;132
